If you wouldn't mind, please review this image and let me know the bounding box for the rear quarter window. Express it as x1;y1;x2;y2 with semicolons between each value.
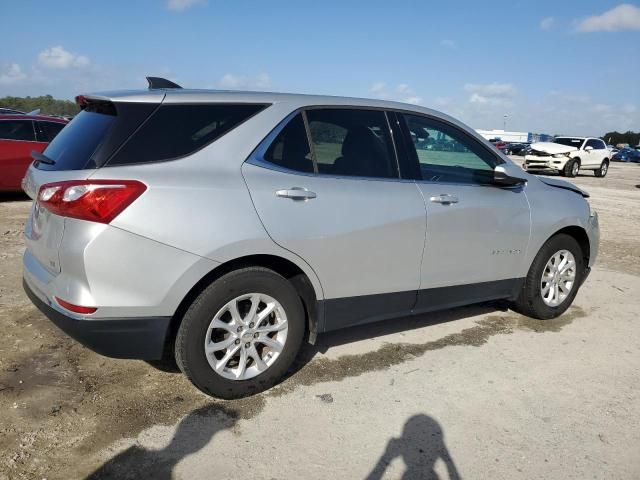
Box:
108;104;268;166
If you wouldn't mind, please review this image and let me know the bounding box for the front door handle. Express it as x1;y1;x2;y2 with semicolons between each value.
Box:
276;187;317;200
429;194;459;205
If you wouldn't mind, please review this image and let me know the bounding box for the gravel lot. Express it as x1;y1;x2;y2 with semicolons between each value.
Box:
1;162;639;480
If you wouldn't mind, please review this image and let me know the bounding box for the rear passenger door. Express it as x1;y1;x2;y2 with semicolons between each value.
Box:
395;112;531;311
242;108;427;330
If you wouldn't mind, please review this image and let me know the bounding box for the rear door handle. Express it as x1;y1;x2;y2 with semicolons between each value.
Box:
429;194;459;205
276;187;317;200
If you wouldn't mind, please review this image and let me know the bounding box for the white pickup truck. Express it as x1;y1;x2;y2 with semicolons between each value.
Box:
524;137;610;178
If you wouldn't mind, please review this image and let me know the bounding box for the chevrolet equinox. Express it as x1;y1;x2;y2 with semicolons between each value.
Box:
22;77;599;398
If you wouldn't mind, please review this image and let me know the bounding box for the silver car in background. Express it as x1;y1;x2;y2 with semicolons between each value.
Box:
22;77;599;398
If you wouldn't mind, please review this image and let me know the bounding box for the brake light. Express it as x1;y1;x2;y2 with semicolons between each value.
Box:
37;180;146;224
55;297;97;315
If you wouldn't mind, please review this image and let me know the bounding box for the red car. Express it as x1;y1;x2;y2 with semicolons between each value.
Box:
0;114;68;191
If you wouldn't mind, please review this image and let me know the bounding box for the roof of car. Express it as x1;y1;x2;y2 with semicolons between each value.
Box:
0;114;69;122
83;87;469;131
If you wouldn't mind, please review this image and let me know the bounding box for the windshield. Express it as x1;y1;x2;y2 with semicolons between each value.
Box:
554;137;584;148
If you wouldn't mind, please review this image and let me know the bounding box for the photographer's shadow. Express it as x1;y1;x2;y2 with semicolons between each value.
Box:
366;414;460;480
85;404;237;480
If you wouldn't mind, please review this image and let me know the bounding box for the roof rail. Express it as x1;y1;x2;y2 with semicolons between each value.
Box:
146;76;182;89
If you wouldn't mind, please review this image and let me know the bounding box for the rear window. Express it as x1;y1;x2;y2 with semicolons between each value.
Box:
108;104;267;166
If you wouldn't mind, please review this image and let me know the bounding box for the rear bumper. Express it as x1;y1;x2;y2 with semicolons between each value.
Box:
23;278;170;360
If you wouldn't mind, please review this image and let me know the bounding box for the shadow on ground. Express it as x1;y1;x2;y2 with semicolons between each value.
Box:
84;404;237;480
367;414;460;480
0;192;30;203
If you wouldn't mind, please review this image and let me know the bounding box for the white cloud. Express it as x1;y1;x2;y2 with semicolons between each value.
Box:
576;4;640;32
464;82;517;105
217;73;271;90
368;82;422;104
38;46;90;69
166;0;207;11
0;63;27;85
539;17;555;30
440;39;456;48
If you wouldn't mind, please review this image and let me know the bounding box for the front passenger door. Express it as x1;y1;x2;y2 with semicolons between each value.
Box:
397;113;531;310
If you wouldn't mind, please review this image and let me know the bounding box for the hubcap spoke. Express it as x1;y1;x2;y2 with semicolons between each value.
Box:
248;344;268;371
258;336;284;353
215;344;241;373
206;336;236;354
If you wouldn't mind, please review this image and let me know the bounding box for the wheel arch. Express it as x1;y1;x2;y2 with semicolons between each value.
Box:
166;254;321;359
545;225;590;269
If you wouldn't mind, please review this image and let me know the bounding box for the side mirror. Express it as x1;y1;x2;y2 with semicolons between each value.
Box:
493;163;527;186
585;146;593;151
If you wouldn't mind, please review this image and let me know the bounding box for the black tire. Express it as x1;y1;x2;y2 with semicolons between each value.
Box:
563;158;580;177
175;267;305;399
594;160;609;178
511;234;584;320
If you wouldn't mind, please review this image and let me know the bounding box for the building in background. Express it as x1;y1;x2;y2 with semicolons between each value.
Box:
476;129;553;143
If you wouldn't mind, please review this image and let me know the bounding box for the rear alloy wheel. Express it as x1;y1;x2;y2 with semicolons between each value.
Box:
512;233;584;319
594;160;609;178
563;158;580;177
175;267;305;398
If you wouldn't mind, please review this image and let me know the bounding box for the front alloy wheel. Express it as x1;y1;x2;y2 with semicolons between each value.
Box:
540;250;576;307
511;233;584;319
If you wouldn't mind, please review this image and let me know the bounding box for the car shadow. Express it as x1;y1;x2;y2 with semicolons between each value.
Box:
287;301;504;378
84;403;238;480
0;192;30;203
366;414;460;480
147;301;506;381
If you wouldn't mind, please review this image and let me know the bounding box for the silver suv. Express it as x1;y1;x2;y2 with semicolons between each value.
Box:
22;77;599;398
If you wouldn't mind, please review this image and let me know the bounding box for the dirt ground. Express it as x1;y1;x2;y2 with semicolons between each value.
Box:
1;162;639;480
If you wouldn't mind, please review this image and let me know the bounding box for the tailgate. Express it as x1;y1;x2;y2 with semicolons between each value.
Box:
23;167;91;275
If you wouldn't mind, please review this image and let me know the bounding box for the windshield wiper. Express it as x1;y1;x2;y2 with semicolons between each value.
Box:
31;150;56;166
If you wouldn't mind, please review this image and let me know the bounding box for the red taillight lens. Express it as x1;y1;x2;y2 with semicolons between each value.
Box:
37;180;146;224
55;297;97;314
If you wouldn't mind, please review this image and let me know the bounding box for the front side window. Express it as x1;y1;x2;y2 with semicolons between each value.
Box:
306;108;398;179
0;120;36;141
263;113;313;173
400;113;497;184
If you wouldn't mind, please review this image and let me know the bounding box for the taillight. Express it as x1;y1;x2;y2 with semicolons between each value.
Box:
37;180;146;224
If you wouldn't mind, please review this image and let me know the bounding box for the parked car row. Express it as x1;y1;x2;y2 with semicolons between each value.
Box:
0;113;68;191
611;147;640;163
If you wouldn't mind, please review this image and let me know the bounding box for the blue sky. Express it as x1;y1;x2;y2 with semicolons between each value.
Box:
1;0;639;135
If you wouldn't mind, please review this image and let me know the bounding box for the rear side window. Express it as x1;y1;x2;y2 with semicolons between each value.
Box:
37;121;66;142
306;108;398;179
263;113;314;173
0;120;36;141
109;104;267;166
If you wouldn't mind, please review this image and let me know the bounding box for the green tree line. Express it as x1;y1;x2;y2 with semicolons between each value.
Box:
0;95;79;116
602;131;640;147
